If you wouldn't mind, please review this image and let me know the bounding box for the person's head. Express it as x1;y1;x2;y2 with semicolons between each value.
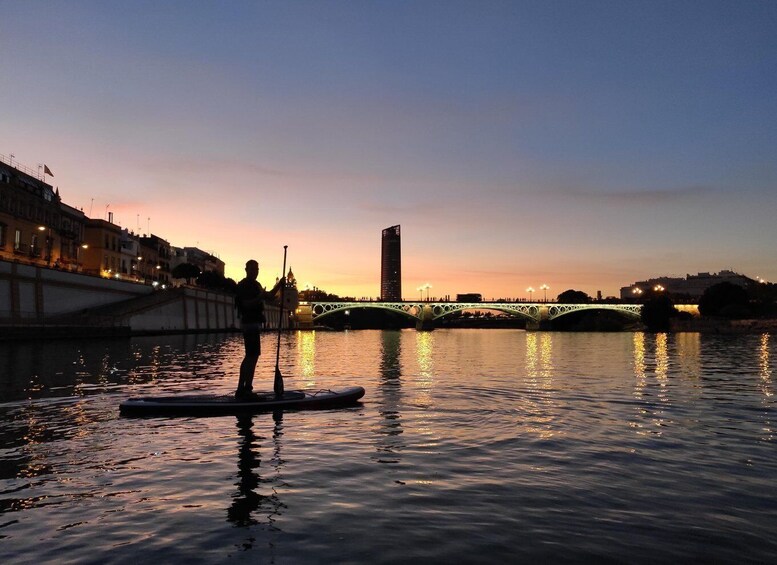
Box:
245;260;259;280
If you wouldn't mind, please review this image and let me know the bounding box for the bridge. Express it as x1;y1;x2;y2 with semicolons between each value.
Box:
295;301;699;330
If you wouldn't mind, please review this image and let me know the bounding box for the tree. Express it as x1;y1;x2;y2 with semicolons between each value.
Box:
556;289;591;303
640;293;679;332
698;282;750;318
197;270;237;293
172;262;201;284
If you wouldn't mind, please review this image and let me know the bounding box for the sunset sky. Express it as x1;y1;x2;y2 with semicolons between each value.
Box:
3;1;776;300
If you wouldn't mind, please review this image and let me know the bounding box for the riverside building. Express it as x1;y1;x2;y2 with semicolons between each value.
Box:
620;270;754;300
0;155;82;269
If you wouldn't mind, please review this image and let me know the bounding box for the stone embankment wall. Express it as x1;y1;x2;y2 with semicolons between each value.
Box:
0;260;153;321
0;259;253;337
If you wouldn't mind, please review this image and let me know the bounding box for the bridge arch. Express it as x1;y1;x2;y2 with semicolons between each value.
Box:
429;302;540;321
546;304;643;321
310;302;423;322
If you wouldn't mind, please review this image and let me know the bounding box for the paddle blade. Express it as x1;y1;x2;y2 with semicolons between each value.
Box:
273;368;284;396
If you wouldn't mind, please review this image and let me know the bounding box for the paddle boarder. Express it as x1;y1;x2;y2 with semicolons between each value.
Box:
235;259;284;399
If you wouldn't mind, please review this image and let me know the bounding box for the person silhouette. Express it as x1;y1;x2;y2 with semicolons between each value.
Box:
235;259;284;399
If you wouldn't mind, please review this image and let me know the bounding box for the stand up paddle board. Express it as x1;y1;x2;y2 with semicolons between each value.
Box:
120;386;365;416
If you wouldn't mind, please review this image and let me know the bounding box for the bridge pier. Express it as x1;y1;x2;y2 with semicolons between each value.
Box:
296;304;314;329
526;306;551;331
416;304;435;331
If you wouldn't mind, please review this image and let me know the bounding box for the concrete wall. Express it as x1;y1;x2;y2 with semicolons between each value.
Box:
122;287;238;332
0;259;152;320
0;259;289;336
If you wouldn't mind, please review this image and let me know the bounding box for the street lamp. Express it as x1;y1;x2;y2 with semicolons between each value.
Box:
417;283;432;301
632;287;643;297
526;287;535;301
77;243;88;270
653;285;664;292
38;225;52;265
540;284;550;302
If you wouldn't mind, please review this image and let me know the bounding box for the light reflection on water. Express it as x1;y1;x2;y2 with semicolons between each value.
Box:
1;329;776;563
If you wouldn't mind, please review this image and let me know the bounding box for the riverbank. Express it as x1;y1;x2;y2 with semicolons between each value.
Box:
672;317;777;333
0;259;242;339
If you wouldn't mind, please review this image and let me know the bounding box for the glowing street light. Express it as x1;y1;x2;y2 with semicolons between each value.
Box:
632;287;643;297
417;283;432;301
540;284;550;302
38;225;52;264
526;287;535;301
654;285;665;292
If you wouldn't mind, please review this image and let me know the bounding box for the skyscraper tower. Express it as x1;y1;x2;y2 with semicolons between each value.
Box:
381;225;402;301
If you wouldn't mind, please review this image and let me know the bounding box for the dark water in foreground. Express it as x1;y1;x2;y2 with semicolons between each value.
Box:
0;330;775;563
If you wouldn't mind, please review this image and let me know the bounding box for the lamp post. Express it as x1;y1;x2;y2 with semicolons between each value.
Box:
38;225;52;265
418;283;431;302
540;284;550;302
653;285;664;292
526;287;534;301
632;287;643;300
78;243;88;271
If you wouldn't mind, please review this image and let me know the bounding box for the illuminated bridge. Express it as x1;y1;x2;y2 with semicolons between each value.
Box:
295;301;698;331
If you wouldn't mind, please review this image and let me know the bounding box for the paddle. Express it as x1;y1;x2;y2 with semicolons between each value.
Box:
273;245;288;397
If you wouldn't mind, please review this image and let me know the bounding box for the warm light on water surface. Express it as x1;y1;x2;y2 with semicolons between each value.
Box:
1;330;776;563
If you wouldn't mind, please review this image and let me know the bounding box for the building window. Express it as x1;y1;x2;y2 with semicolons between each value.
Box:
1;172;9;183
0;222;6;248
30;234;39;257
14;229;21;251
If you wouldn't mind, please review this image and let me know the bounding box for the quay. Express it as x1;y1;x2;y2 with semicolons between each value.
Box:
0;259;286;339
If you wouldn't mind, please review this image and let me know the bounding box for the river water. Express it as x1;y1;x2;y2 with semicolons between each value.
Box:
0;329;775;563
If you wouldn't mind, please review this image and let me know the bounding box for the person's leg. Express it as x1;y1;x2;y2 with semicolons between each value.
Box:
238;329;261;394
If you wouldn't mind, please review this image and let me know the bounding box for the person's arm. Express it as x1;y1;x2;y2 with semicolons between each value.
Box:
270;276;286;295
237;283;266;308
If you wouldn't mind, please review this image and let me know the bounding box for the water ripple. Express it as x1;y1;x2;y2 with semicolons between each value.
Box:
1;331;776;563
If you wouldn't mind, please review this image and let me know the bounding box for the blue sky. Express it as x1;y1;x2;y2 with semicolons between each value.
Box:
2;1;776;298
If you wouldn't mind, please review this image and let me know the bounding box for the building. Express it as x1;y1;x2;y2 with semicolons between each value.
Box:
620;270;754;300
381;225;402;301
82;217;123;277
139;234;172;285
59;203;87;270
119;230;143;281
0;156;67;268
1;154;229;287
173;246;225;276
